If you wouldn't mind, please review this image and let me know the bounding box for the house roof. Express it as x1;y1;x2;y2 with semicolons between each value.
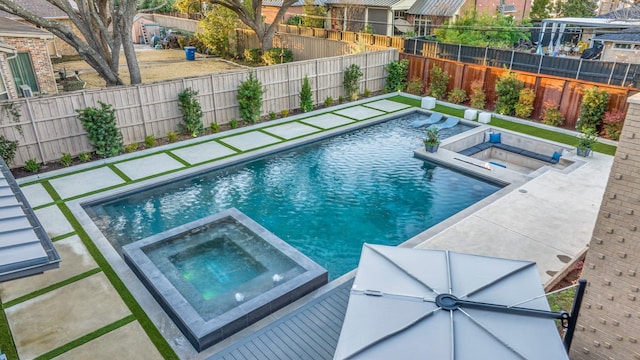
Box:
597;4;640;20
0;158;60;282
324;0;411;9
407;0;466;16
594;27;640;43
0;17;54;38
0;0;68;19
263;0;325;6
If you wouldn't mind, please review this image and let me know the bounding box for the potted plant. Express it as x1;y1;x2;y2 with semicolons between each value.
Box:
576;128;598;157
424;127;440;153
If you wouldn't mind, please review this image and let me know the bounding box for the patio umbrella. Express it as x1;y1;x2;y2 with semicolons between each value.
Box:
334;244;570;360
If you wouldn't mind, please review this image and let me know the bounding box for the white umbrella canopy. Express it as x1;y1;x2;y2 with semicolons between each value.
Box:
334;244;569;360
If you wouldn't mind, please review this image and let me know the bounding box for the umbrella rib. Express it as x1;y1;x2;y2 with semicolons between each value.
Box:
509;282;580;308
342;307;441;360
458;308;528;359
368;244;441;295
459;262;536;299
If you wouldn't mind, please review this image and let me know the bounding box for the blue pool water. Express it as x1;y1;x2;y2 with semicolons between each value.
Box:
88;112;502;279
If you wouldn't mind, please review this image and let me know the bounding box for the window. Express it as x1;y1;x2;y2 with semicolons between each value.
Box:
613;43;632;49
0;74;8;100
394;10;406;19
8;52;39;95
413;15;431;37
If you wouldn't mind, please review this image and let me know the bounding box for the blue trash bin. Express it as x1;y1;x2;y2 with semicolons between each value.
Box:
185;46;196;61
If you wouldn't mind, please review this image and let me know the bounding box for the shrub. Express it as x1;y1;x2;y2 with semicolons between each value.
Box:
299;75;313;112
495;71;524;115
601;109;625;140
269;111;277;120
229;118;238;129
514;88;535;118
211;122;220;133
469;80;486;109
0;135;18;165
262;48;293;65
324;96;334;107
237;71;265;124
243;48;262;64
406;78;424;95
78;152;92;162
167;131;178;142
24;159;40;172
76;101;123;158
338;95;345;104
428;66;449;100
60;152;72;166
343;64;363;101
363;89;371;97
280;109;290;117
63;80;85;92
577;86;610;131
384;59;409;92
125;142;138;153
541;102;564;127
144;135;156;148
447;88;467;104
177;87;205;136
288;15;302;25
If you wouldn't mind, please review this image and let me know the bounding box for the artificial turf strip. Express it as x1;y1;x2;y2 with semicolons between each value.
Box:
50;231;76;242
107;164;132;183
56;203;179;360
387;95;617;155
0;305;19;360
3;268;102;309
33;315;136;360
488;117;617;156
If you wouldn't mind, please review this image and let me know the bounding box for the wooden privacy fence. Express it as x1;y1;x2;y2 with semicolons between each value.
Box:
400;53;638;129
276;25;405;52
236;31;360;61
0;50;397;168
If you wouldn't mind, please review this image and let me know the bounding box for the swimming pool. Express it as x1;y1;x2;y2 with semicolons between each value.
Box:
86;112;503;279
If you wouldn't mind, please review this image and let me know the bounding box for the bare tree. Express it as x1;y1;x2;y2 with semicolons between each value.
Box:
207;0;297;50
0;0;141;86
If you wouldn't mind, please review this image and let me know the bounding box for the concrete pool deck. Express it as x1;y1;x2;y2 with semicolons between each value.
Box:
0;95;613;359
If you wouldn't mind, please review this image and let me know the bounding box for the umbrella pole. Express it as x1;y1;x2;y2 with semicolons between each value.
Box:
563;278;587;352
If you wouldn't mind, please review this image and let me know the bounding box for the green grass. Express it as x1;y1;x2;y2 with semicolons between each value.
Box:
387;95;617;155
0;305;18;360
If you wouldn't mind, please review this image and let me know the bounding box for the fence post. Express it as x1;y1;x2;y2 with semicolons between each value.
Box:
136;85;149;138
286;63;292;111
315;59;319;108
24;98;46;164
458;44;461;62
623;63;631;87
576;59;583;80
509;50;515;70
608;62;616;84
434;42;438;58
364;52;369;94
484;47;488;66
210;74;218;125
414;39;417;55
537;54;543;74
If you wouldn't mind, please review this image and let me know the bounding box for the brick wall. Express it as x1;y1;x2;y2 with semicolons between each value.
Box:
0;36;57;96
571;93;640;359
14;19;81;56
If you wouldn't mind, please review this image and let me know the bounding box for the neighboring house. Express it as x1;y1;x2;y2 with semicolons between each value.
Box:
0;41;16;100
0;0;78;56
0;17;57;98
325;0;417;36
325;0;528;37
597;0;640;17
263;0;325;24
594;28;640;64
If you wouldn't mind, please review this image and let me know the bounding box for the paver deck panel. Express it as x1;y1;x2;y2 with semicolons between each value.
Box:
49;167;125;199
171;141;237;164
114;153;185;180
299;114;355;129
333;106;385;120
220;132;282;151
261;122;321;139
